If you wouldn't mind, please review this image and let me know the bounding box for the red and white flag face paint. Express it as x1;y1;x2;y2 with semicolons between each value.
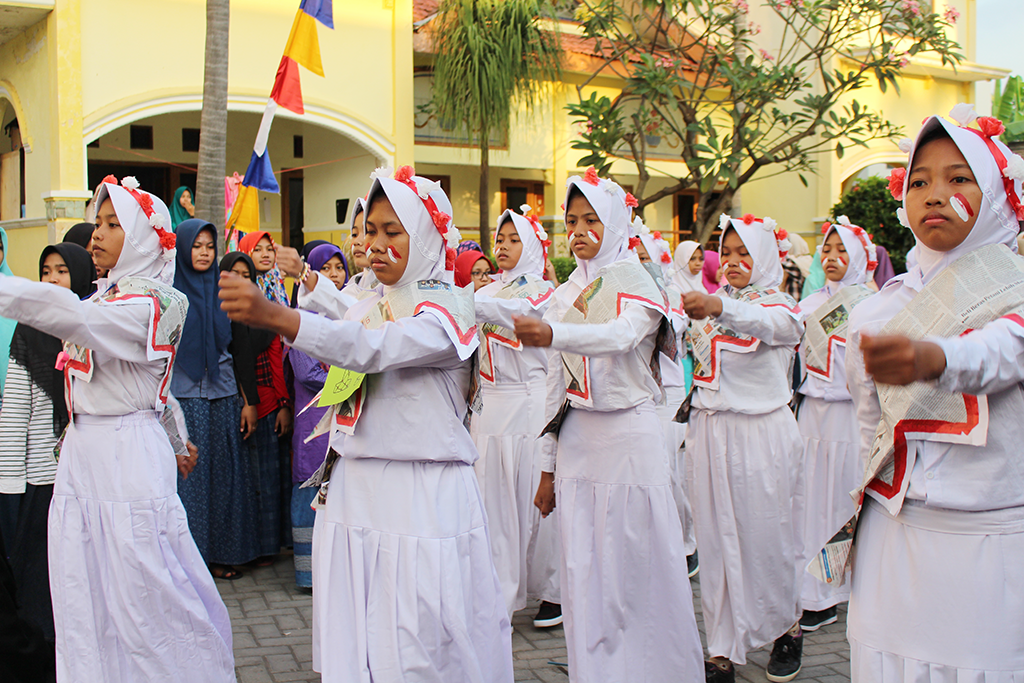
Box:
587;230;600;244
951;193;974;222
724;260;752;274
388;245;401;263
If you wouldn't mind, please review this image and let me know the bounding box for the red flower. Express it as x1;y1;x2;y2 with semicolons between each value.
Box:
583;167;601;185
432;211;451;231
394;166;415;183
136;194;154;211
628;236;642;250
887;167;906;201
652;230;662;240
624;192;639;208
820;221;831;234
102;174;118;185
776;228;788;241
741;213;756;225
156;228;176;251
852;225;864;235
660;252;672;265
976;116;1006;138
445;247;456;270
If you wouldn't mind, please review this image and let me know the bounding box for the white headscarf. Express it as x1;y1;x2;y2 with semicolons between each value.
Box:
719;213;790;289
365;168;458;290
632;215;672;281
564;170;636;293
92;179;175;286
671;240;706;294
495;206;547;283
893;106;1024;288
821;216;877;292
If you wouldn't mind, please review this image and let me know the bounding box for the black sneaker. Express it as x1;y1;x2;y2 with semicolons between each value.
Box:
766;630;803;682
799;606;837;632
687;551;699;578
704;660;735;683
533;601;563;628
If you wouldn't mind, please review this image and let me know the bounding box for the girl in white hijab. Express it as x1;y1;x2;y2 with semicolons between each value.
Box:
673;240;708;294
471;206;561;625
514;168;704;683
0;176;235;682
845;105;1024;682
219;165;513;683
682;214;806;683
792;217;877;633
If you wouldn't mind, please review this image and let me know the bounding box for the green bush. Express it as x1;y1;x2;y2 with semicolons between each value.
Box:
831;175;912;274
551;256;577;284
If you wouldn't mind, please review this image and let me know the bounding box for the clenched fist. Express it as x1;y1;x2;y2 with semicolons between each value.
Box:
861;333;946;385
513;314;554;347
682;291;724;319
275;246;304;279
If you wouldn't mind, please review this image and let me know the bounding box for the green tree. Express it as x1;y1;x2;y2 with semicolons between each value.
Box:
992;76;1024;144
430;0;561;254
195;0;229;252
568;0;962;243
831;175;910;273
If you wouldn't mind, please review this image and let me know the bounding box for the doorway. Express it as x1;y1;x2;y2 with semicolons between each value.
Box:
281;170;304;249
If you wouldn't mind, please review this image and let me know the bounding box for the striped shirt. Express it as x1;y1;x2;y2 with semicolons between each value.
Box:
0;359;59;492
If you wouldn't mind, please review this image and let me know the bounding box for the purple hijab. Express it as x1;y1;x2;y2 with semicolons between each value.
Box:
872;245;896;288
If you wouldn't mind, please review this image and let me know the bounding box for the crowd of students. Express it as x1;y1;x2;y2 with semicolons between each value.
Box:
1;104;1023;683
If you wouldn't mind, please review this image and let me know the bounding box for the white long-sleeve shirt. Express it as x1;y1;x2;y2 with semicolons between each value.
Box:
0;277;166;416
0;359;59;492
691;293;803;415
297;272;360;321
847;280;1024;512
538;287;663;472
474;280;551;385
290;308;477;465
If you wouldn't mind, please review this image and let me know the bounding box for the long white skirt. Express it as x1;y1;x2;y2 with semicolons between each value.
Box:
794;396;859;610
688;407;802;665
556;403;703;683
471;380;560;615
311;456;514;683
849;498;1024;682
654;385;697;556
49;412;234;683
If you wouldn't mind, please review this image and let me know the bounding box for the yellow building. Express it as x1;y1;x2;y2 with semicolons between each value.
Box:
0;0;1009;277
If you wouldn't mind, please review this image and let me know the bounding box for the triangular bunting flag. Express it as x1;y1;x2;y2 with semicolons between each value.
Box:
271;55;304;114
300;0;333;28
242;149;280;194
284;10;324;77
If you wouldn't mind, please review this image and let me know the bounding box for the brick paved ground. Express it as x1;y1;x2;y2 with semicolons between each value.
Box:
222;552;851;682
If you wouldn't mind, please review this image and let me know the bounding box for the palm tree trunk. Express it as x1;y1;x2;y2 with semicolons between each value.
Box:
196;0;230;253
478;135;491;256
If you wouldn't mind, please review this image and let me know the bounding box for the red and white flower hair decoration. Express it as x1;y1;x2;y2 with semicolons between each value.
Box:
827;215;879;273
628;215;649;252
102;174;176;251
519;204;552;262
721;213;790;258
379;165;460;270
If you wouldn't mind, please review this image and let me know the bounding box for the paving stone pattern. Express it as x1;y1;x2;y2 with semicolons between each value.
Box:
223;553;851;683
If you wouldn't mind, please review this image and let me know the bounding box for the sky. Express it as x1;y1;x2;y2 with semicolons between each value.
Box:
976;0;1024;76
973;0;1022;114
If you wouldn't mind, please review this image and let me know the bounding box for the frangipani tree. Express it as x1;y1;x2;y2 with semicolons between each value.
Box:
568;0;962;243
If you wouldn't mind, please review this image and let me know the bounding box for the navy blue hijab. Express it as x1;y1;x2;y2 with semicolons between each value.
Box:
173;219;232;382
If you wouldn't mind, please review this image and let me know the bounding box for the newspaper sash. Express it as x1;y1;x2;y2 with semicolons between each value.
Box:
61;277;188;412
809;243;1024;587
803;284;875;382
305;279;477;440
559;260;669;408
478;274;554;383
689;287;797;391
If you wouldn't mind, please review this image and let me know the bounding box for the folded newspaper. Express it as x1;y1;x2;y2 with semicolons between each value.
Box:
803;284;874;382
